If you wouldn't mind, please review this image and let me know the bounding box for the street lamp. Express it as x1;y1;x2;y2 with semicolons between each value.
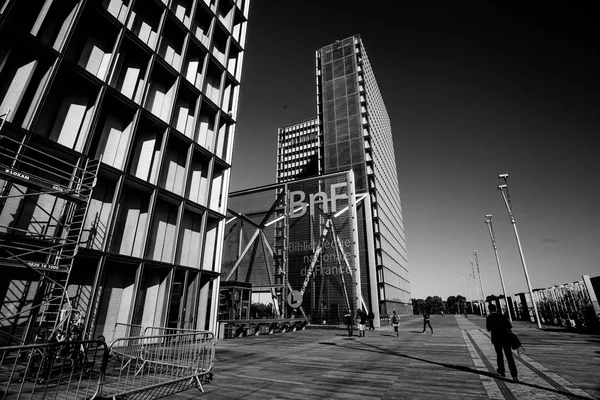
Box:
498;174;542;329
473;250;487;315
462;274;473;314
485;214;512;322
471;260;482;315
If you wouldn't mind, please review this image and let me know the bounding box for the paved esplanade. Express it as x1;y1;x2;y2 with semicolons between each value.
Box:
167;315;600;399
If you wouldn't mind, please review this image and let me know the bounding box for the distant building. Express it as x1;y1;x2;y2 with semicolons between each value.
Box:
315;35;409;317
276;118;320;183
225;35;409;323
0;0;250;344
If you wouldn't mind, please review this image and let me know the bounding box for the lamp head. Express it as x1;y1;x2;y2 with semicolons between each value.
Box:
485;214;492;219
498;184;507;189
498;173;508;179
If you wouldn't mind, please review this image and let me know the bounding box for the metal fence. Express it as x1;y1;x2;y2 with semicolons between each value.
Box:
100;332;214;399
0;339;108;400
1;330;215;399
110;324;145;343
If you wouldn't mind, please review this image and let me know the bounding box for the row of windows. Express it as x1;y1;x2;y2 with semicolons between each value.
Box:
279;143;319;156
320;37;356;64
358;43;404;236
379;282;411;304
279;119;319;134
278;134;318;148
278;149;318;164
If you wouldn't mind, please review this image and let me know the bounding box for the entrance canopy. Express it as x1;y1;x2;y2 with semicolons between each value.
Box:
222;171;364;323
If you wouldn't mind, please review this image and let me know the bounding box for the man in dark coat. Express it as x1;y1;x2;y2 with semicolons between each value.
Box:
368;310;375;330
422;311;434;333
344;311;354;337
486;304;518;382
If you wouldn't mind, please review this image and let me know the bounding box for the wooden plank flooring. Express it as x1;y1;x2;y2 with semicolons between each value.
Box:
161;315;600;399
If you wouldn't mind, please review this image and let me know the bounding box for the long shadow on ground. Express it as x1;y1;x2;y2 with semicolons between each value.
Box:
322;338;594;400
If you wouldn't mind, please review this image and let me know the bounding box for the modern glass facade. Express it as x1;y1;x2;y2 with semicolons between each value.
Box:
318;38;365;191
317;36;410;316
277;36;410;319
222;171;362;323
0;0;250;344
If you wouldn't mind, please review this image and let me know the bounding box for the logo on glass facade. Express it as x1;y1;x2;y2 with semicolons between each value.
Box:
222;171;361;324
288;182;348;218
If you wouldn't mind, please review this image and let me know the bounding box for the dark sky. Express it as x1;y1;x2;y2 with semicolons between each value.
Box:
229;1;599;300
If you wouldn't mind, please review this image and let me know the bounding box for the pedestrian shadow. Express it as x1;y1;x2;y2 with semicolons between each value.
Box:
329;340;594;400
541;328;599;336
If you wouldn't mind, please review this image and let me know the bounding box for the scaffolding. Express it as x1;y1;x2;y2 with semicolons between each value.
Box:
0;113;100;344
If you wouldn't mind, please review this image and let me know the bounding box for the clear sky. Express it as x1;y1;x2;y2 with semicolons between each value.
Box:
229;1;600;301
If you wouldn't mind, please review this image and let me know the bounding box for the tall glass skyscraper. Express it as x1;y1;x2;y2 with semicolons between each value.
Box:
278;35;410;318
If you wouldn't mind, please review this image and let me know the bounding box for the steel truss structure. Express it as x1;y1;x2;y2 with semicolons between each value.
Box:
221;171;367;323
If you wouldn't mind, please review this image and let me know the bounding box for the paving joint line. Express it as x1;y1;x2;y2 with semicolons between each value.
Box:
465;330;517;400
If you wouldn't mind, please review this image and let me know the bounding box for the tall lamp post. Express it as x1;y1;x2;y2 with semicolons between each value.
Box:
462;274;473;314
498;174;542;329
473;250;487;315
471;260;482;315
485;214;512;322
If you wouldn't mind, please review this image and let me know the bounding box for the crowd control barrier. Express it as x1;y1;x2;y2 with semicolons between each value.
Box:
98;331;215;399
0;339;108;400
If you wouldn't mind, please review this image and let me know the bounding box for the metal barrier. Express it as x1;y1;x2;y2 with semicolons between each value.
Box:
1;330;214;399
110;323;144;343
218;319;308;338
141;327;207;337
0;339;108;400
99;332;215;399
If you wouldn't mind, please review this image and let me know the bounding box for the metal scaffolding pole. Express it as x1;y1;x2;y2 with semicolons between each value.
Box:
485;214;512;322
498;174;542;329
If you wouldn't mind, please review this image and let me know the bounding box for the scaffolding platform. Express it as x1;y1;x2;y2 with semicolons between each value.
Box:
0;115;100;342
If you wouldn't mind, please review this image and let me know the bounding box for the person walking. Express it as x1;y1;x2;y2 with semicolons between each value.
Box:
344;311;354;337
368;310;375;330
422;311;434;333
356;308;367;337
391;310;400;337
486;304;518;382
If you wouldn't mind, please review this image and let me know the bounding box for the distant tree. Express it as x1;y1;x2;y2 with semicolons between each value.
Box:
456;295;466;314
447;296;458;314
425;296;434;313
428;296;445;314
412;299;426;315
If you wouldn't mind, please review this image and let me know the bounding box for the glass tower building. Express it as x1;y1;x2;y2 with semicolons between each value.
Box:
0;0;250;344
278;35;410;318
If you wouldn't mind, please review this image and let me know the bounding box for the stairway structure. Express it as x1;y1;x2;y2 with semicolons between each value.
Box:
0;114;99;343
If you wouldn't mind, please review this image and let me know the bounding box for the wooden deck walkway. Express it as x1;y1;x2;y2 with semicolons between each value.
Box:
162;315;600;399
